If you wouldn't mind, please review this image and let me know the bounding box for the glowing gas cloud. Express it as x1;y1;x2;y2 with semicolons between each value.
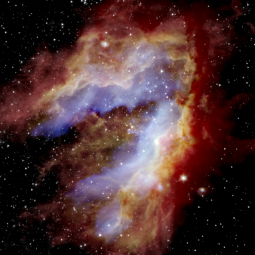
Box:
0;0;253;254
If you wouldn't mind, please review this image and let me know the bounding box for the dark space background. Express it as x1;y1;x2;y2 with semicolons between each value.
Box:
0;0;254;254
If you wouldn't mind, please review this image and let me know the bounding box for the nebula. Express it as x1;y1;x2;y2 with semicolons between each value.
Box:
1;0;254;254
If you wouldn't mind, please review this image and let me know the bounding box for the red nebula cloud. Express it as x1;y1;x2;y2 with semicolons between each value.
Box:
0;48;70;132
0;0;251;255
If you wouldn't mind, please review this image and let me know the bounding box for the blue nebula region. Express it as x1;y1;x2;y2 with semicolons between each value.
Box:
32;42;184;241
